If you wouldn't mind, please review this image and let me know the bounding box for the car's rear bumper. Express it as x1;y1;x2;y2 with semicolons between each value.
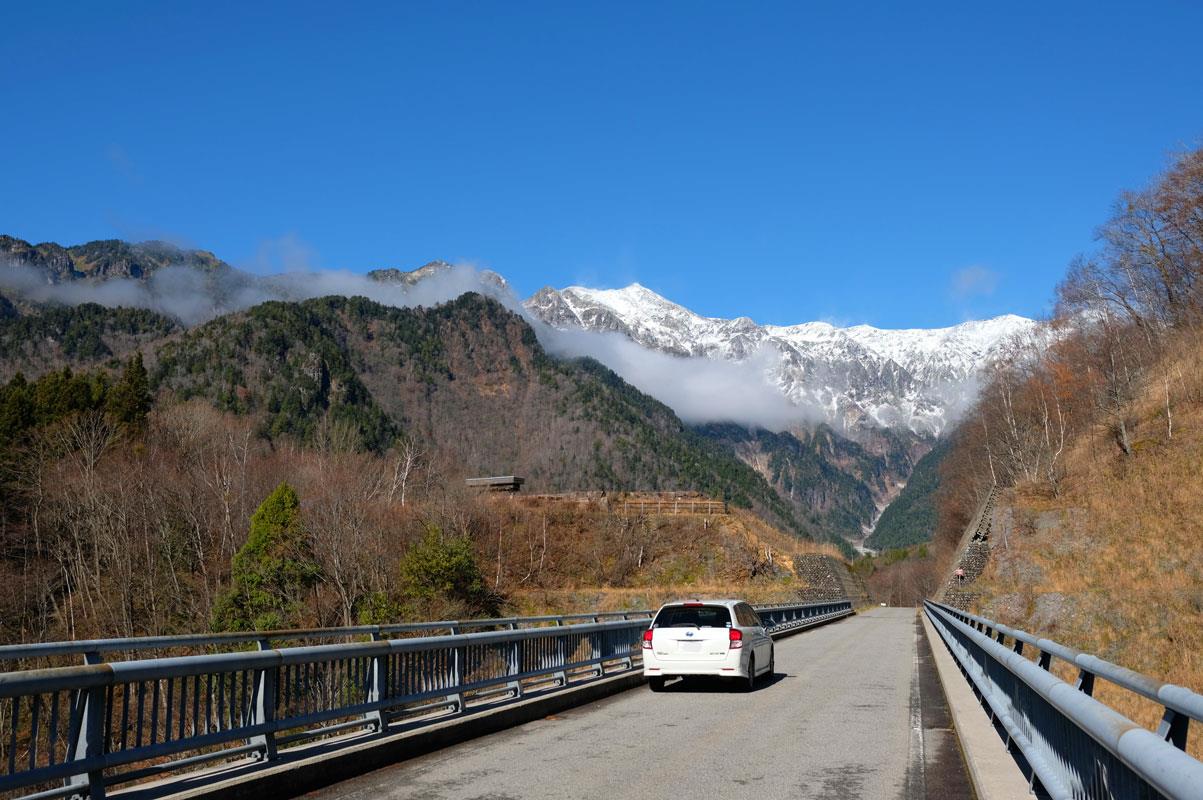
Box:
643;650;748;678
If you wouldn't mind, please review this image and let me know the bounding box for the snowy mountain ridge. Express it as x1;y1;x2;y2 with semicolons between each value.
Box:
525;283;1036;436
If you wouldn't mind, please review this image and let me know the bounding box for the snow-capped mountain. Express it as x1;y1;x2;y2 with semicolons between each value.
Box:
525;283;1036;436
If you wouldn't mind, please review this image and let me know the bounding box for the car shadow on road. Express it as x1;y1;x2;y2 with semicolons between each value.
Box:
659;672;792;693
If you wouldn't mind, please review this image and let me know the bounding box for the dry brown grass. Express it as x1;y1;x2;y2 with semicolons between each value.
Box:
721;506;848;571
487;496;846;616
974;333;1203;759
509;581;813;617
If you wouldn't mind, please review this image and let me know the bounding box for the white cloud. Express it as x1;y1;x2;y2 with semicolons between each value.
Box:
535;324;814;430
0;258;814;429
951;265;999;300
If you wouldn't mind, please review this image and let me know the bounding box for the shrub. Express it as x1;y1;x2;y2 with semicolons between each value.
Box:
397;525;500;618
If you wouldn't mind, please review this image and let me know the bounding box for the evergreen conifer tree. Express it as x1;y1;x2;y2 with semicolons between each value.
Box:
106;352;152;428
212;482;321;631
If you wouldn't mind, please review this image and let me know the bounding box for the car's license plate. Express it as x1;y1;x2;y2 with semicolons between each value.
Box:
680;641;702;652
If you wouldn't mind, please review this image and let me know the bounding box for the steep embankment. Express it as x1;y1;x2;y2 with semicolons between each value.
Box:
965;339;1203;755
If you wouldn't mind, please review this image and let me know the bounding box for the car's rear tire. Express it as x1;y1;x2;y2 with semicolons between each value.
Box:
765;646;775;683
742;656;756;692
648;676;666;692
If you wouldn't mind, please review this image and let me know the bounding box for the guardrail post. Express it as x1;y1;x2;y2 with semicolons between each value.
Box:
1037;650;1052;671
65;683;107;799
590;631;602;677
1075;669;1095;697
364;632;387;733
506;639;523;699
1158;708;1190;750
554;632;568;687
448;644;466;713
250;661;278;761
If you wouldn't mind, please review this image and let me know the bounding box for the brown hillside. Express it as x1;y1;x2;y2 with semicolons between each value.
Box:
966;333;1203;758
925;144;1203;757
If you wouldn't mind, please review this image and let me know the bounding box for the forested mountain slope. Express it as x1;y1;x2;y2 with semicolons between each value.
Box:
148;293;825;541
865;438;949;550
3;231;994;549
0;297;179;381
696;423;924;542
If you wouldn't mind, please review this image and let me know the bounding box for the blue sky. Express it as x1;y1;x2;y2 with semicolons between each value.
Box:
3;2;1202;328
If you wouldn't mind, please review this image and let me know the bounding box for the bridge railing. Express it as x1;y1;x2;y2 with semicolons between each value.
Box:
0;619;648;800
925;600;1203;800
0;611;656;667
755;600;854;632
0;600;852;799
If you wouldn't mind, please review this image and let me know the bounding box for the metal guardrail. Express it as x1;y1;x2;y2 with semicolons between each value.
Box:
0;600;852;799
0;612;654;665
755;600;854;633
925;600;1203;800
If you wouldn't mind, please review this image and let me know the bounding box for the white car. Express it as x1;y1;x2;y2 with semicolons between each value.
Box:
641;599;774;692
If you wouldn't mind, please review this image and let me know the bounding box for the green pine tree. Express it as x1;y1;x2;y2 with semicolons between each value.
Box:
211;482;322;631
0;373;35;445
106;352;152;429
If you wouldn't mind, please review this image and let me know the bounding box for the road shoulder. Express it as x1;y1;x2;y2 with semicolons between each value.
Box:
921;610;1030;800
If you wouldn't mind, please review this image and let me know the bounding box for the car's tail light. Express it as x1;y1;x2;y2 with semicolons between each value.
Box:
729;628;743;649
642;629;654;650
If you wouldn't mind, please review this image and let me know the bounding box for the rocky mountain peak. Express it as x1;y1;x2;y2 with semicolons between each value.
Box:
1;235;230;283
523;281;1035;436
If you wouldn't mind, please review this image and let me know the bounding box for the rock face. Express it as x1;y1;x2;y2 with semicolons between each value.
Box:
1;235;230;282
525;283;1035;437
368;261;512;294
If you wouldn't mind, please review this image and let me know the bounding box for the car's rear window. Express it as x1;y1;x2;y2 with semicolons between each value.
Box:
653;605;733;628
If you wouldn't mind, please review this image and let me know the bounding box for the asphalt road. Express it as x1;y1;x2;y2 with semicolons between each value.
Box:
305;608;970;800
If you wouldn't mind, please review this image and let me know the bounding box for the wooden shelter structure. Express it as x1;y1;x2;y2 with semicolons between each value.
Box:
465;475;526;492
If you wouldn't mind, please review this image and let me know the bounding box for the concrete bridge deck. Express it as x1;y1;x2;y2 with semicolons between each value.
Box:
305;608;971;800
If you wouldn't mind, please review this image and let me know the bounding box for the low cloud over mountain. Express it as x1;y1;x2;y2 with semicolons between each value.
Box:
2;235;1033;435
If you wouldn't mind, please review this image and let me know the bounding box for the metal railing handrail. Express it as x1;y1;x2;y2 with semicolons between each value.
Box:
925;600;1203;800
928;600;1203;728
0;618;650;799
0;599;858;664
0;611;655;663
0;599;854;800
0;620;643;700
